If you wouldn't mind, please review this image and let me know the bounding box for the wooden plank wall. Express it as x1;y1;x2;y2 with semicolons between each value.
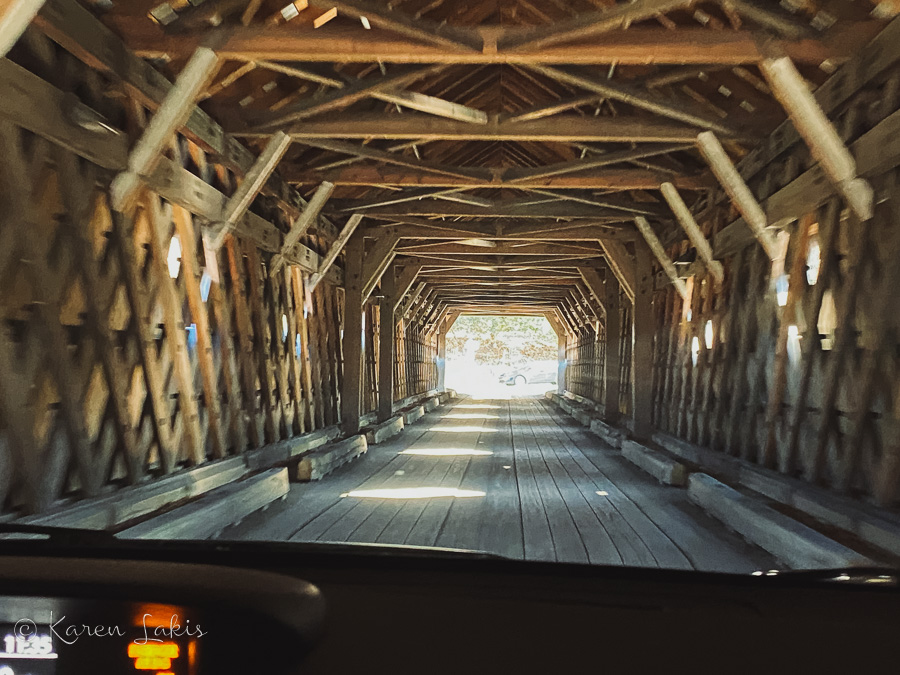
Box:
0;33;435;517
646;52;900;506
559;23;900;506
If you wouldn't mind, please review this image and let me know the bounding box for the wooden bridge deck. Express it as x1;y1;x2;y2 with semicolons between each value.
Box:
222;396;778;573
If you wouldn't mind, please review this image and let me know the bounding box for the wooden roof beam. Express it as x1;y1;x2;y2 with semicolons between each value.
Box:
525;64;740;136
240;116;722;143
114;21;873;65
282;166;711;190
503;143;696;183
327;200;638;219
308;0;482;51
248;64;449;131
292;138;491;181
498;0;695;51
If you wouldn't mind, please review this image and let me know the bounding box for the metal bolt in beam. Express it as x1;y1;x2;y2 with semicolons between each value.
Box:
660;181;725;285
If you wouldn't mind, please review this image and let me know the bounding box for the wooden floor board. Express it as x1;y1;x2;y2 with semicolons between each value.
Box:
220;395;779;573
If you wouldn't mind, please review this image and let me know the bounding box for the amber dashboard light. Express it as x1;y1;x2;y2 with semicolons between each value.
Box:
128;642;180;671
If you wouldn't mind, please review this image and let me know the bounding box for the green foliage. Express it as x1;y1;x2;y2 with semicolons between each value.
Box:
450;316;557;342
447;316;556;365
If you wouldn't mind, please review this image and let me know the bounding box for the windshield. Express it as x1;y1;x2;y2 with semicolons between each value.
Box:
1;6;897;578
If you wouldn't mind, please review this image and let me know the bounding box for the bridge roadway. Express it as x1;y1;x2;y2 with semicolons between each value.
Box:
221;394;777;572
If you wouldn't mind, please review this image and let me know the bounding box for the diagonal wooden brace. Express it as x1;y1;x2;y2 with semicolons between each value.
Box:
696;130;779;260
270;180;335;273
110;46;219;212
361;233;401;301
306;212;364;293
634;216;689;300
660;181;725;285
760;57;874;222
1;0;46;57
206;130;292;251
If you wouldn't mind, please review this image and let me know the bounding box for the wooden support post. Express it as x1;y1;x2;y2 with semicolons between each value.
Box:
760;57;873;222
270;181;335;273
207;131;292;251
696;130;779;260
172;205;226;459
307;212;364;293
377;264;396;422
633;216;689;300
659;182;725;285
604;272;622;424
436;322;447;392
557;328;568;395
291;269;316;430
361;233;401;301
341;229;365;435
632;243;654;439
110;47;219;212
146;197;205;465
1;0;45;57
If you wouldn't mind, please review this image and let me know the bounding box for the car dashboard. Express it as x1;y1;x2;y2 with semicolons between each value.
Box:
0;538;898;674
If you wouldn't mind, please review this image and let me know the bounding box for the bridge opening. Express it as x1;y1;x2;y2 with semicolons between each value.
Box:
444;314;560;398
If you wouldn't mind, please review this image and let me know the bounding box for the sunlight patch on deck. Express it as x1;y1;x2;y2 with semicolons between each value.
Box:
340;488;487;499
400;448;493;456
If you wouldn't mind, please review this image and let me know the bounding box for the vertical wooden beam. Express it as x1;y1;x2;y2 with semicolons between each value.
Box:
292;269;316;430
763;213;813;468
697;131;779;260
378;263;396;422
632;242;654;438
659;182;725;285
760;57;873;222
270;181;335;273
111;47;219;212
436;322;447;392
1;0;46;57
341;229;365;435
172;205;226;459
146;196;205;465
633;216;689;300
604;272;622;424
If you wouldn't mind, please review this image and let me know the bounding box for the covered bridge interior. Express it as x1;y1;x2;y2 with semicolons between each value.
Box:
2;0;900;568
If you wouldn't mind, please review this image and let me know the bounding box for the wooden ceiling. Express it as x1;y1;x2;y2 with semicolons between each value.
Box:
94;0;892;316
